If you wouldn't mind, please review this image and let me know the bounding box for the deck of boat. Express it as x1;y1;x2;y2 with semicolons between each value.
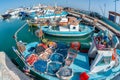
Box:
69;52;89;72
69;52;89;80
68;49;120;80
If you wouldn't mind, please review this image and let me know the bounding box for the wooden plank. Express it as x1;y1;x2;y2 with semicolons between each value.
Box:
68;11;120;37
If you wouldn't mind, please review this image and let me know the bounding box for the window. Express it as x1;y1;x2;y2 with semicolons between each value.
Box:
96;57;111;66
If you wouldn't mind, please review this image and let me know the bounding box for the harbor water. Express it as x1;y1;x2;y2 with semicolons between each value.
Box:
0;19;91;60
0;19;38;60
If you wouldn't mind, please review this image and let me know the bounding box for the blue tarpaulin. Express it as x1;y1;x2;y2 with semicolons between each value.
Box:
33;60;47;73
47;62;62;75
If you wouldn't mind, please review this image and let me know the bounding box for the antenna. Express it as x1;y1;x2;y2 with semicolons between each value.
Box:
99;5;104;16
99;3;106;17
103;4;106;17
114;0;118;12
54;0;57;9
88;0;91;12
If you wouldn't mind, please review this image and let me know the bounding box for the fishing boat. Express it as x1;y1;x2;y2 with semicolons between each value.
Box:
27;11;68;27
12;29;120;80
27;6;68;27
41;17;94;37
27;18;48;27
1;14;11;20
5;9;20;19
18;11;31;20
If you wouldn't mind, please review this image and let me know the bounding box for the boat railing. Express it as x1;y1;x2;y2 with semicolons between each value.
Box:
14;22;27;42
12;46;26;63
12;46;33;73
13;22;33;70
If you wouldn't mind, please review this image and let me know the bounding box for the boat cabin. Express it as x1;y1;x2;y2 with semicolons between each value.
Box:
59;17;80;32
88;31;119;74
59;25;80;32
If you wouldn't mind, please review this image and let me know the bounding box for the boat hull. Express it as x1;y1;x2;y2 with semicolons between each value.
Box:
42;26;94;38
28;23;38;27
13;42;120;80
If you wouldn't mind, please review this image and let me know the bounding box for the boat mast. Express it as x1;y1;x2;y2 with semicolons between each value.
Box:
55;0;57;9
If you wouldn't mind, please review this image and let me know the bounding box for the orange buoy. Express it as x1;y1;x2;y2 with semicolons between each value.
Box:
112;48;116;61
70;42;80;50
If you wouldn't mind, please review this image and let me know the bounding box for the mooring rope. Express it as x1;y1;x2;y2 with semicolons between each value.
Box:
14;22;27;42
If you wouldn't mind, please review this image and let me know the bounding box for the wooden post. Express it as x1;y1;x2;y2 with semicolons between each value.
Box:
82;14;85;18
93;19;98;24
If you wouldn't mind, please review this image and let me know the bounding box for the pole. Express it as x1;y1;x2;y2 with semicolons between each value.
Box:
114;0;119;13
115;0;116;13
104;3;106;17
89;0;91;12
114;0;119;22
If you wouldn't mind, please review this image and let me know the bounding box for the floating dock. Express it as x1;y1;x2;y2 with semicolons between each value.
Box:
68;11;120;37
0;52;31;80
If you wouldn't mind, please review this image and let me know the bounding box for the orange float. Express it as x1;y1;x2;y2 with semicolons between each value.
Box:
26;54;38;65
70;42;80;51
112;48;116;61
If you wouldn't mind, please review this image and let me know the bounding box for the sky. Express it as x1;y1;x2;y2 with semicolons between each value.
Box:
0;0;120;17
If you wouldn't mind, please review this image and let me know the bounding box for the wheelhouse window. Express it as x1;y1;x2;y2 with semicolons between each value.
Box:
96;57;111;66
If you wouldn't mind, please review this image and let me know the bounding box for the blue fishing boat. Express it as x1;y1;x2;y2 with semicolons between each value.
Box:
18;11;31;20
41;17;94;37
13;30;120;80
41;25;94;37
